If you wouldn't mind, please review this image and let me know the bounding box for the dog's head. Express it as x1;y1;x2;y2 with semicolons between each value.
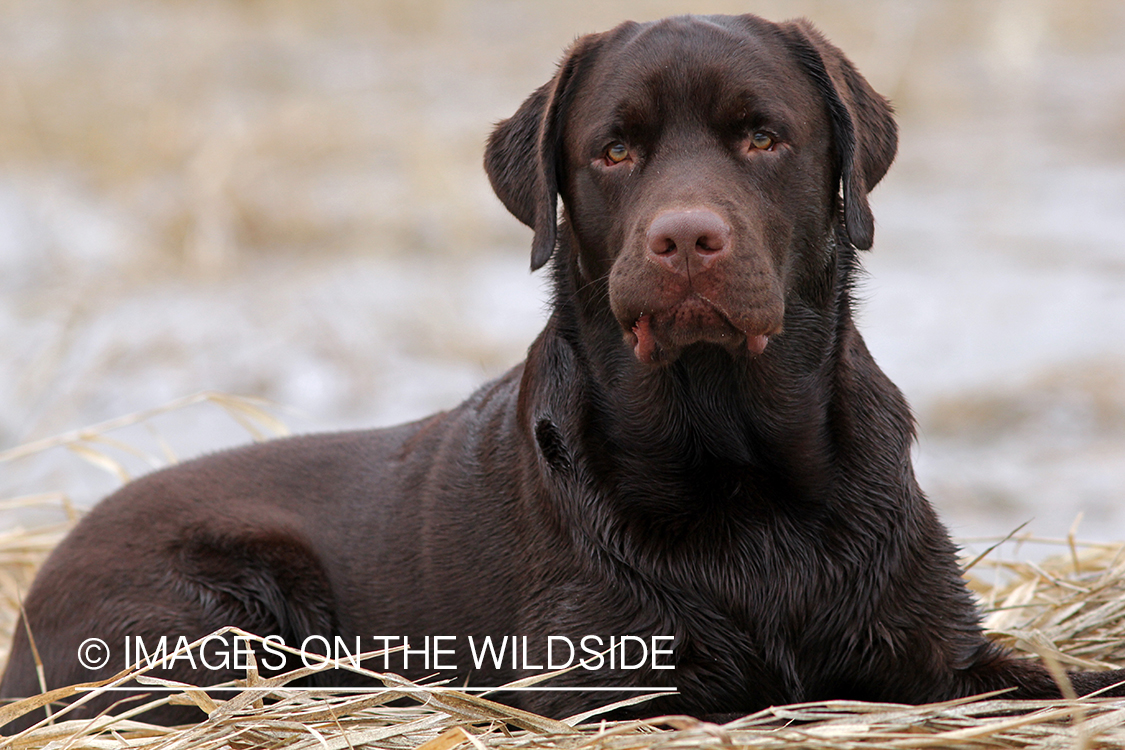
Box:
486;14;896;364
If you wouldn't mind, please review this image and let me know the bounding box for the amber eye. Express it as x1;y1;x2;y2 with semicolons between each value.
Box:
606;143;630;163
750;132;774;150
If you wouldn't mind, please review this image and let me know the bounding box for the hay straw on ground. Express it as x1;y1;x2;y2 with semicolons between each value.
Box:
5;655;1125;750
4;397;1125;748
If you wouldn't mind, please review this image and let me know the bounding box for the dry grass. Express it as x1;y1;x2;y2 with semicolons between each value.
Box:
5;610;1125;749
4;398;1125;748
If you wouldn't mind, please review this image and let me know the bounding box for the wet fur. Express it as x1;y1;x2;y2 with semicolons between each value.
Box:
4;12;1124;732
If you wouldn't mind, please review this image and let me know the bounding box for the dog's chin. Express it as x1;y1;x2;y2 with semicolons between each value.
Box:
624;299;772;365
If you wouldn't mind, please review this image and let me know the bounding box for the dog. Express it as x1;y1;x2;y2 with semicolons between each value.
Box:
4;12;1125;732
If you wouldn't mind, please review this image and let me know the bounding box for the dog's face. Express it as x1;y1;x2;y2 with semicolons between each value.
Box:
565;18;837;363
486;14;897;365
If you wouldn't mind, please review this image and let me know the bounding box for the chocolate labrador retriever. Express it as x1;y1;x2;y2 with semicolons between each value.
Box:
4;12;1124;731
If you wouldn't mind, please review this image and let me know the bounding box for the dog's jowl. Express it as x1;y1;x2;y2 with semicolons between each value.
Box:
4;13;1125;731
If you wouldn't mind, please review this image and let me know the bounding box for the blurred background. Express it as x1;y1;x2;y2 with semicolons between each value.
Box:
0;0;1123;542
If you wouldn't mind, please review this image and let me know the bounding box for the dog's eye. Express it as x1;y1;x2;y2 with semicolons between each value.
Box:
750;132;774;151
606;143;630;164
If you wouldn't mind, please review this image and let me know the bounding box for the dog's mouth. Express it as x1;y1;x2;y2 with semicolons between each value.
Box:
626;296;772;364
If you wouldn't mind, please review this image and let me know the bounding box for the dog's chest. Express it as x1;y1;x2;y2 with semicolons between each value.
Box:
538;514;877;707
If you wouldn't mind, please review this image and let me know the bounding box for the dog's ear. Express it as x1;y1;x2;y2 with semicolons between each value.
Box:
485;35;602;271
780;19;897;250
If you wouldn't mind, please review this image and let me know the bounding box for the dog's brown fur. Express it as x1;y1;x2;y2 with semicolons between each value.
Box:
4;13;1124;732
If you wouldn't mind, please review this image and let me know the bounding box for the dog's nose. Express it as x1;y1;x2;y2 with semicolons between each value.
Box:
645;209;731;276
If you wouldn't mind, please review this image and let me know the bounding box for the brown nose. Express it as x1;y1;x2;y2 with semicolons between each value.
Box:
645;209;731;276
